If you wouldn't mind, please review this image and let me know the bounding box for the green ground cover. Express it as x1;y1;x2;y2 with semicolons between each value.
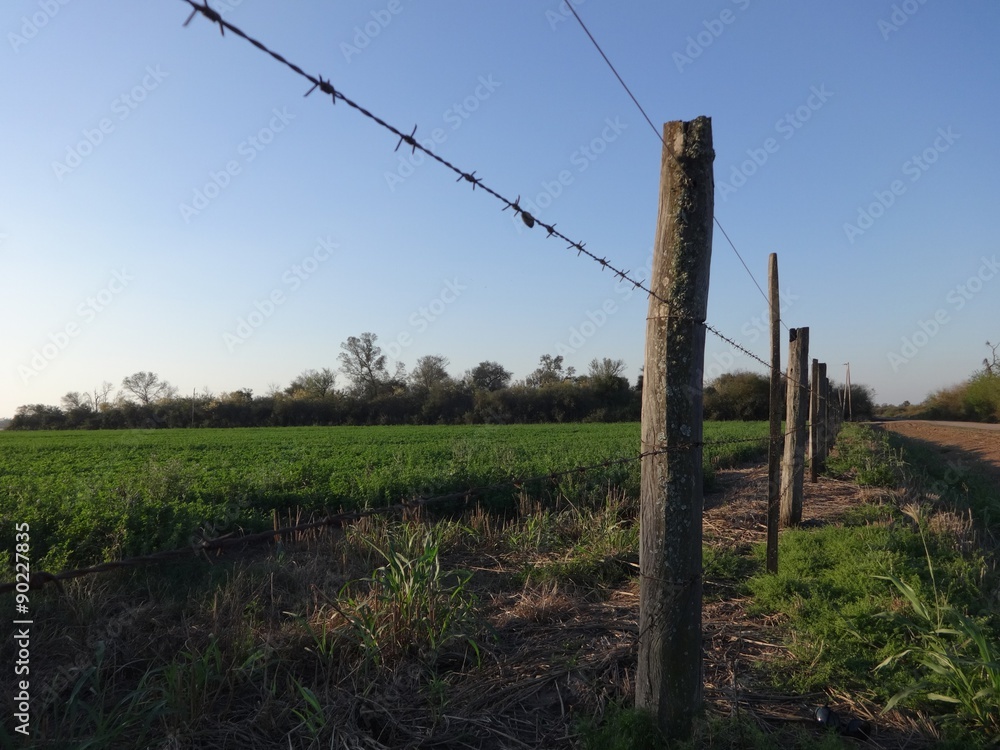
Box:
0;421;768;574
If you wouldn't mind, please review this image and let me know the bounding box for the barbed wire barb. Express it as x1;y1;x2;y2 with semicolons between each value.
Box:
395;124;418;154
177;0;809;388
184;1;224;34
304;76;336;101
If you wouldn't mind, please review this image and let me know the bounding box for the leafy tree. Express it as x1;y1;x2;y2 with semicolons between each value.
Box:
220;389;254;404
468;360;512;391
526;354;574;387
588;357;626;381
61;391;91;412
120;371;175;405
409;355;452;392
338;332;398;397
11;404;66;430
286;368;337;398
588;357;629;393
703;371;772;421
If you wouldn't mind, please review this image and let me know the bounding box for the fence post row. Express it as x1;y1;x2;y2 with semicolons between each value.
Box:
780;327;809;526
637;116;714;741
766;253;782;573
814;362;829;472
809;358;820;482
825;374;835;454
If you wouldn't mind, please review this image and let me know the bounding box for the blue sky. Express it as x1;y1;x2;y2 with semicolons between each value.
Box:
2;0;998;417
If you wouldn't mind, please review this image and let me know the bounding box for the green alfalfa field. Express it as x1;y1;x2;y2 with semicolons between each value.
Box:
0;421;769;574
2;422;997;748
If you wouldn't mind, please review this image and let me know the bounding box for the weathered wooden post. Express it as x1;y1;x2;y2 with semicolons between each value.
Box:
814;363;828;473
780;327;809;526
830;382;840;442
766;254;781;573
823;372;833;455
831;377;838;445
638;116;714;740
843;362;853;422
832;378;843;444
809;358;820;483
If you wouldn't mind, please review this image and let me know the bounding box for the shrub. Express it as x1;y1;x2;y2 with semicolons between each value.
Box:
962;372;1000;422
704;371;773;421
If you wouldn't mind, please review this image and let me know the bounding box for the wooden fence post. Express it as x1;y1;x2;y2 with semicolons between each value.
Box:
831;379;843;444
766;254;781;573
780;327;809;526
809;358;820;483
843;362;852;422
638;116;714;740
814;363;828;473
823;371;832;455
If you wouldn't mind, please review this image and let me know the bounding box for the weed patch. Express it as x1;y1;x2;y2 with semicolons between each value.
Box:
741;423;999;744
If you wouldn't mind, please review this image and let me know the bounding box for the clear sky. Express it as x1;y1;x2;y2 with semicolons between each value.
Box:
3;1;998;418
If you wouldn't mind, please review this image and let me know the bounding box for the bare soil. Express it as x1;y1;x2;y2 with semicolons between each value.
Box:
878;421;1000;486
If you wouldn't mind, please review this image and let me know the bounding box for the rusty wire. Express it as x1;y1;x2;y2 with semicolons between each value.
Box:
0;6;839;601
564;3;778;324
176;0;813;386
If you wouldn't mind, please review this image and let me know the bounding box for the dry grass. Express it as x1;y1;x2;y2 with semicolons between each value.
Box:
3;462;964;749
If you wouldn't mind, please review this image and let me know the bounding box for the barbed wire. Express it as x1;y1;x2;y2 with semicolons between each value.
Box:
177;1;806;387
0;429;796;594
563;2;782;329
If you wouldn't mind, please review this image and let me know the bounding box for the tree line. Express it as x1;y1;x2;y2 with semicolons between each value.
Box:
10;331;878;430
11;333;640;430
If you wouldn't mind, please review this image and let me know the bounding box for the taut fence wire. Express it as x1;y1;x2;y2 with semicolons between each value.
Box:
178;1;803;387
0;4;845;596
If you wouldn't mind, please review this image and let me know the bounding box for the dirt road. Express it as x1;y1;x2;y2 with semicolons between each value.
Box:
877;420;1000;485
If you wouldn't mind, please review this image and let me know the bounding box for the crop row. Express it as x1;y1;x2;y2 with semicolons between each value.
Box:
0;422;768;574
